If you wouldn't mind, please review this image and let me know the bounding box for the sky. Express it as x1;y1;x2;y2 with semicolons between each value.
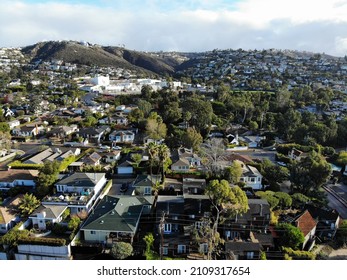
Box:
1;0;347;56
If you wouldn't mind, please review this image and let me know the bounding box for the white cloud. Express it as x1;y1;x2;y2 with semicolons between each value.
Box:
0;0;347;56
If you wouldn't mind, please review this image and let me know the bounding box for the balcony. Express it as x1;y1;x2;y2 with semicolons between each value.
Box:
42;191;95;206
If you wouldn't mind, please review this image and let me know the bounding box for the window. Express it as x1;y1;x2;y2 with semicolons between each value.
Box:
91;231;96;235
177;245;186;254
250;178;255;182
144;187;151;195
199;243;208;254
164;223;172;233
161;246;168;255
246;252;254;259
195;221;203;229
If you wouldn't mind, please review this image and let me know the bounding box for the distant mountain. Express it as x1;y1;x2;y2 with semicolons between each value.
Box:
21;41;185;75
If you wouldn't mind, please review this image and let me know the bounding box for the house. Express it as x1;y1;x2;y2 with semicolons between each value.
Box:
162;178;183;195
171;157;190;172
42;172;107;214
12;124;45;137
238;135;264;148
81;195;153;245
29;204;68;230
103;151;121;164
109;130;135;144
223;199;270;241
225;237;262;260
82;152;102;166
0;194;23;234
47;125;78;138
98;116;128;126
182;178;206;195
24;147;80;165
116;160;134;175
177;148;201;167
305;204;341;241
0;169;38;191
293;210;317;250
170;148;201;172
77;126;109;144
7;119;20;130
238;161;263;189
156;196;186;256
183;195;213;256
288;148;308;161
133;174;161;195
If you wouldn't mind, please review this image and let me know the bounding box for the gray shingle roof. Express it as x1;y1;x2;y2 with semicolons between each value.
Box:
82;196;152;233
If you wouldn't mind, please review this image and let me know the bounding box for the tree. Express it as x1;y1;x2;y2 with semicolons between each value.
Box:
291;193;310;208
261;159;289;185
255;191;279;209
111;242;133;260
0;131;11;150
68;216;81;231
141;85;153;100
137;99;152;118
143;233;158;260
200;138;226;176
146;115;167;141
181;127;203;151
276;223;304;250
146;142;159;178
337;151;347;174
18;193;40;216
205;179;248;259
181;97;213;132
289;151;332;195
336;220;347;247
157;144;171;182
131;153;143;168
36;161;60;197
248;120;258;132
224;160;243;184
0;122;10;133
274;192;292;208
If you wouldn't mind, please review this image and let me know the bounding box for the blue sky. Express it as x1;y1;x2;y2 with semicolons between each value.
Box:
1;0;347;56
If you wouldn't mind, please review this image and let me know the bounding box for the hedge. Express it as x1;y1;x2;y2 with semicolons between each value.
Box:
282;247;315;260
8;160;43;170
17;236;67;247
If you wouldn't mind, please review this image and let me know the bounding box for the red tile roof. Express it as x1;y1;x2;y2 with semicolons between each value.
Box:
295;210;317;236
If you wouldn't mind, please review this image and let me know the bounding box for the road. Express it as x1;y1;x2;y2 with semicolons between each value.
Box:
324;183;347;219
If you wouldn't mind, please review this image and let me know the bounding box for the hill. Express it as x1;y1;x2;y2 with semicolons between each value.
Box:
21;41;184;75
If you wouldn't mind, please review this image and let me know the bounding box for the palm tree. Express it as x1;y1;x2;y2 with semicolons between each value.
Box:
146;142;159;178
157;144;171;183
18;193;40;217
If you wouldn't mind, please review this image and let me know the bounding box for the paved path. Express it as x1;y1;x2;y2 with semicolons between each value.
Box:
328;248;347;260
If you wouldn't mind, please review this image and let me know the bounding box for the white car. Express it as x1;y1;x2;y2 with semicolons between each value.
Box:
112;146;122;150
99;145;111;150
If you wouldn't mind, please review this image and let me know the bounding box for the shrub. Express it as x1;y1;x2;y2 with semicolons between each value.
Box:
282;247;315;260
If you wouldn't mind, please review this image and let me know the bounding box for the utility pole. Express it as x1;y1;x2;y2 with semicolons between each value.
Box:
159;211;166;260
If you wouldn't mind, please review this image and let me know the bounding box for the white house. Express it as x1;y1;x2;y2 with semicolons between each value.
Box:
237;160;263;189
12;124;45;137
0;169;38;191
42;172;107;214
109;130;135;143
30;205;68;230
7;119;20;130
